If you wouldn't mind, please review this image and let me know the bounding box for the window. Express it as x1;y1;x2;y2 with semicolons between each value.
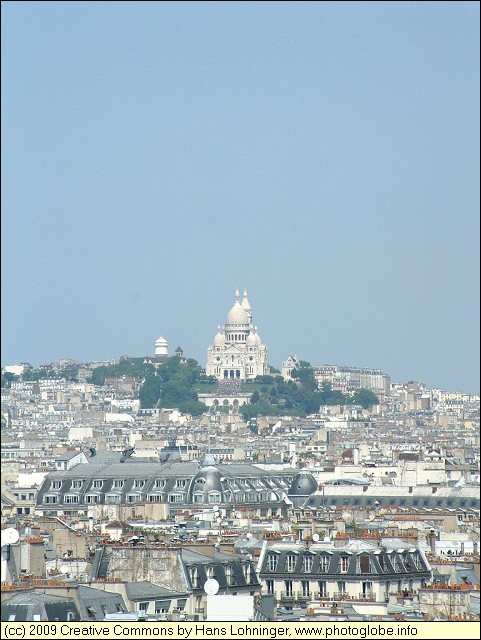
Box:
52;481;62;490
92;480;103;489
193;493;204;504
64;494;80;504
155;479;165;488
337;581;346;594
113;480;124;489
148;494;163;502
85;494;100;504
105;494;121;504
266;580;274;595
44;495;57;504
359;556;371;573
302;555;313;572
340;556;349;573
72;481;83;489
286;554;296;572
176;479;187;488
267;554;278;571
138;602;148;612
168;494;183;503
284;580;293;597
319;555;330;573
318;580;327;597
190;567;199;588
225;565;233;585
208;492;221;503
134;480;144;489
301;580;310;597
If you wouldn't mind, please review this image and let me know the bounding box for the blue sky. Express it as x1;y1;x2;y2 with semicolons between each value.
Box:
2;1;479;393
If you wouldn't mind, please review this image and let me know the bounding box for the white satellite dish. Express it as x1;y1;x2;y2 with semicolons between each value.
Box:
246;532;253;539
60;565;69;574
2;528;20;545
204;578;219;595
312;533;320;542
213;505;219;512
235;512;242;519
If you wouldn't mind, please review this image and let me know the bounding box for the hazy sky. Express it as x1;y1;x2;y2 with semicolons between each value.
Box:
2;1;479;393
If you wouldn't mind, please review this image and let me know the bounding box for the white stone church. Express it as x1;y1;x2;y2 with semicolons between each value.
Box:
206;289;269;380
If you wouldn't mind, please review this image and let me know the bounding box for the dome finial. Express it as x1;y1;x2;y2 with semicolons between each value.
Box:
235;288;240;302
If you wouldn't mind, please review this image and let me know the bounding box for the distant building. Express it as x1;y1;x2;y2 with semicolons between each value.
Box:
314;365;391;399
282;355;300;381
258;539;431;606
206;289;269;380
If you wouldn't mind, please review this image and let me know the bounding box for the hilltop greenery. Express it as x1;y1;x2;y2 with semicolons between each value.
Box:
239;362;379;420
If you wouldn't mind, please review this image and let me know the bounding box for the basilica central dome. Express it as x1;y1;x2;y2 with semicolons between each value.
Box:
226;301;250;327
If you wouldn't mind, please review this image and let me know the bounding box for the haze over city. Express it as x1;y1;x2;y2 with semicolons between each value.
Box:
1;1;479;393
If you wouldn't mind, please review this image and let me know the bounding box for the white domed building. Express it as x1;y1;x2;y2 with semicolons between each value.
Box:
206;289;269;380
154;335;168;357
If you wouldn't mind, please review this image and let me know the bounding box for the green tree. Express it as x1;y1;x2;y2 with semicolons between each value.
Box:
352;388;379;409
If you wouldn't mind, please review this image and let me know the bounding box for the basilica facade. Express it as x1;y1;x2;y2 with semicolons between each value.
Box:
206;289;269;380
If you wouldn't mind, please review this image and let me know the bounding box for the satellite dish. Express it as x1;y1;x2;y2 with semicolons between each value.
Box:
204;578;219;595
235;512;242;519
312;533;320;542
246;532;253;539
60;565;69;574
2;528;20;545
213;505;219;512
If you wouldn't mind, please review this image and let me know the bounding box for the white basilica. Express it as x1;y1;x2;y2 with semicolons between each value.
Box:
206;289;269;380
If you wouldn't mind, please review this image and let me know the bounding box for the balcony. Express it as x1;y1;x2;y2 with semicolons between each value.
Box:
331;592;377;602
280;592;295;601
296;592;311;601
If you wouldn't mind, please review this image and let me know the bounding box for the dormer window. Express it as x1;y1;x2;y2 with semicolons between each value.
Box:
154;479;165;488
302;555;313;572
319;555;330;573
133;480;144;489
340;556;349;573
51;481;62;490
267;554;278;571
286;554;296;572
92;480;103;489
359;555;371;573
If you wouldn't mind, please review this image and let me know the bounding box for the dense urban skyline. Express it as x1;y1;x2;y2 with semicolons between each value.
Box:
1;2;479;393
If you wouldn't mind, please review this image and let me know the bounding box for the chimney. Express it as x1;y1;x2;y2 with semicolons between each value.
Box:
427;529;436;555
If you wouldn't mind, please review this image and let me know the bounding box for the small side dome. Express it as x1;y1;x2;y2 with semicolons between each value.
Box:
246;331;257;345
287;470;318;497
214;326;225;345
